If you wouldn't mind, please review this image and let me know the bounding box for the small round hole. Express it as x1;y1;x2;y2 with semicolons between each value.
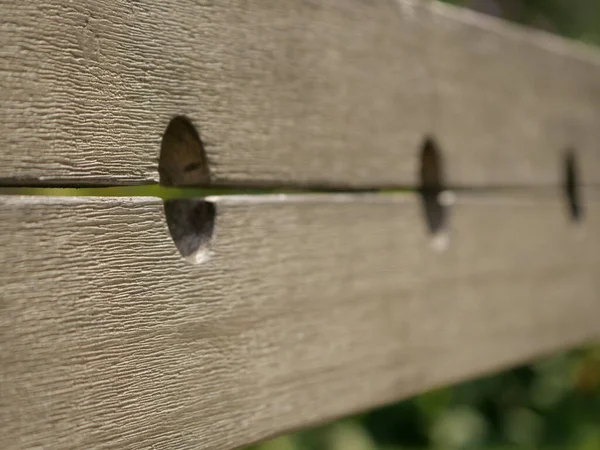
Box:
164;199;216;264
564;149;583;222
419;137;449;244
159;116;210;186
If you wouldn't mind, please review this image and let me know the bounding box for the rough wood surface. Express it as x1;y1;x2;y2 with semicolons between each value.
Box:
1;193;598;449
2;0;600;187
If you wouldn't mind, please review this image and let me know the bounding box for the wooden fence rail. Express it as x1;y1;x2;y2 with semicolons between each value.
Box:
2;0;600;187
1;0;599;449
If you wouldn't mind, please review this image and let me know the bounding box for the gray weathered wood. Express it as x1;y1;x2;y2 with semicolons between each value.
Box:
2;0;600;187
1;193;598;449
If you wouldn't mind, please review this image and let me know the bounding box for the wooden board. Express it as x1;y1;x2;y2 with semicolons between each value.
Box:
2;0;600;187
1;193;598;449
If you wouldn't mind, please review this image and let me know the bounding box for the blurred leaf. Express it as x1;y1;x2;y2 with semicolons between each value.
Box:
326;423;378;450
430;406;489;449
252;436;299;450
574;424;600;450
502;407;543;447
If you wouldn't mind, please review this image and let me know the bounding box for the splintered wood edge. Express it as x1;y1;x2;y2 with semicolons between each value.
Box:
0;193;599;449
2;0;600;187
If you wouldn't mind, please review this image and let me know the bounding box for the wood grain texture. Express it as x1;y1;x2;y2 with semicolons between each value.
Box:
1;193;599;449
2;0;600;187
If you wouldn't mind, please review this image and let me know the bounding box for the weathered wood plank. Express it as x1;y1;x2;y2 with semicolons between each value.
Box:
429;4;600;187
2;0;600;187
1;193;598;449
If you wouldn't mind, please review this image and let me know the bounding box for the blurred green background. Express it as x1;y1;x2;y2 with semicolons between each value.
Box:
246;2;600;450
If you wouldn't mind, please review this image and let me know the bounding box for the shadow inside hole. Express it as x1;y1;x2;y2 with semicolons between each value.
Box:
159;116;210;186
164;199;216;264
564;149;583;222
419;137;447;236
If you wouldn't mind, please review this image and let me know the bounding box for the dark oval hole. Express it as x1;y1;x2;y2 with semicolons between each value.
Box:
564;149;583;222
160;116;215;263
164;199;216;264
419;137;448;236
159;116;210;186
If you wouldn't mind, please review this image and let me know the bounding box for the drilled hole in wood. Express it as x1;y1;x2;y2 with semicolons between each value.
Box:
564;149;583;222
159;116;210;186
164;199;216;264
419;137;451;248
